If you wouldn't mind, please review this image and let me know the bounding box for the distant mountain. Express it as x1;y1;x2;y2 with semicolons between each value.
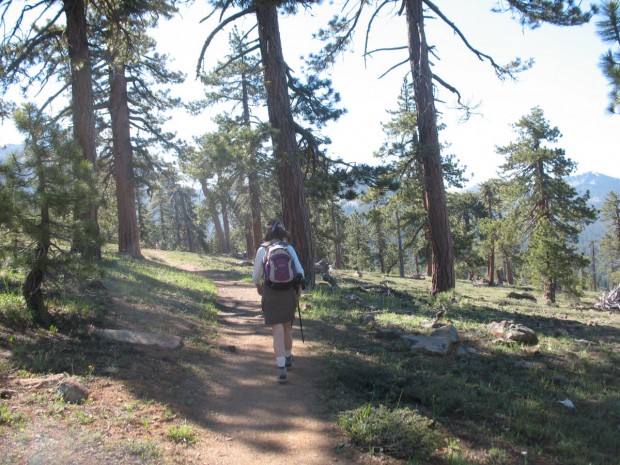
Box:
567;172;620;249
567;172;620;209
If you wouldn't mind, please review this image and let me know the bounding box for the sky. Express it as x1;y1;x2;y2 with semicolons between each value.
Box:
2;1;619;189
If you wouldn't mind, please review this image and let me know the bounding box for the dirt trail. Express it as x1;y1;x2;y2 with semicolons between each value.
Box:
147;252;363;465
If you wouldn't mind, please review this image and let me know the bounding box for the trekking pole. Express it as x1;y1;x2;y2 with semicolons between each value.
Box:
297;294;305;343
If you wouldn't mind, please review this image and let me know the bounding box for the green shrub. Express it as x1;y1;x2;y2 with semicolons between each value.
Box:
338;404;442;460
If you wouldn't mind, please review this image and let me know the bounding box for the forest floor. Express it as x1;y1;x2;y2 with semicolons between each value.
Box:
2;249;620;465
0;249;397;465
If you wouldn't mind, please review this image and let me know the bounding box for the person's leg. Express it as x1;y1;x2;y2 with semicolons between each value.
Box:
272;323;286;360
283;321;293;352
272;324;287;384
283;321;294;369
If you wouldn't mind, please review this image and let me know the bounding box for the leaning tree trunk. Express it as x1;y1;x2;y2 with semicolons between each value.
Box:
110;63;142;258
256;3;316;285
200;180;227;253
405;0;455;294
63;0;100;259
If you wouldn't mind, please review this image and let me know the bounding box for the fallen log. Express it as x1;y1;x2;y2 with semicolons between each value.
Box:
595;284;620;310
356;284;412;300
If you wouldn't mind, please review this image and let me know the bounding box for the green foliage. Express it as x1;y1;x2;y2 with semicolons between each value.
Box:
342;212;373;271
599;191;620;285
596;1;620;113
0;105;99;324
338;404;442;460
526;221;587;297
167;420;196;445
498;107;596;301
305;265;620;465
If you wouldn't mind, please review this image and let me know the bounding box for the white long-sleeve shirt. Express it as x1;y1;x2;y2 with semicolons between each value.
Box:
252;241;305;284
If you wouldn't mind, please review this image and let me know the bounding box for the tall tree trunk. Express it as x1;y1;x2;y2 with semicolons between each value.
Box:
221;197;231;253
158;194;167;249
110;63;142;258
487;245;495;285
502;249;514;285
331;201;344;269
63;0;100;259
487;198;495;285
244;214;254;259
178;191;197;253
396;209;405;277
242;71;264;253
405;0;455;294
200;180;227;252
23;144;52;326
248;170;263;252
256;4;316;284
545;278;556;303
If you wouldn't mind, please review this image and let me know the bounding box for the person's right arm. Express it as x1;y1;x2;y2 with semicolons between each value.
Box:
252;247;266;295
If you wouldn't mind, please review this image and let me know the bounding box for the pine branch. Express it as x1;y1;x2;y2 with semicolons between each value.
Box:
196;6;257;78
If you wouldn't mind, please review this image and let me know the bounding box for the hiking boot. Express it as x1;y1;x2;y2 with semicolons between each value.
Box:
277;367;287;384
285;355;294;370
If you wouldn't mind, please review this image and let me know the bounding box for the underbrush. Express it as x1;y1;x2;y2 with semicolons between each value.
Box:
305;268;620;465
0;248;219;377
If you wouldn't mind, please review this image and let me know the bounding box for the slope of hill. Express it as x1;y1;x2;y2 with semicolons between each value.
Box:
567;172;620;248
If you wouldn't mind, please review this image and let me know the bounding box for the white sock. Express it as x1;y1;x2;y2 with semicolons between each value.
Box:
276;356;286;368
285;350;292;358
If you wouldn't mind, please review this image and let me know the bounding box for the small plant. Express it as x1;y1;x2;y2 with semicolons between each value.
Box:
126;440;162;461
167;420;196;445
338;404;442;461
73;409;94;425
0;403;13;424
0;403;26;427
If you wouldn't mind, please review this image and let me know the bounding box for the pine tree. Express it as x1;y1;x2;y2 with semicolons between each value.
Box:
1;0;102;258
0;105;96;325
498;107;596;302
600;191;620;285
596;1;620;113
311;0;592;294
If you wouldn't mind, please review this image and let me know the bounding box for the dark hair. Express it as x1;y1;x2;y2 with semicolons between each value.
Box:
264;219;289;242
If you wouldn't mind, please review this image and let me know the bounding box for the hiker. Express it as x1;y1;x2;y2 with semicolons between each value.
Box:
252;219;305;384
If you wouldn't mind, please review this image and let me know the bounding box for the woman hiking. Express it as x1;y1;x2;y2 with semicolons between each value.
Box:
252;219;305;384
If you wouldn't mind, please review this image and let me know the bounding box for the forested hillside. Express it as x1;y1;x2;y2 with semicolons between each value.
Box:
2;0;620;316
2;1;620;463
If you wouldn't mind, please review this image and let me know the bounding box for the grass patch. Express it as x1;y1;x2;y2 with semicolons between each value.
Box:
338;403;442;460
305;268;620;465
167;420;197;445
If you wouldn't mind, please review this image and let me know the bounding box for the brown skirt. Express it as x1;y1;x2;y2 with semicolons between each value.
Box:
261;285;297;326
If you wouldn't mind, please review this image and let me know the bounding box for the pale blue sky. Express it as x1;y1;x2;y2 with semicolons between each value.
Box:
2;1;618;188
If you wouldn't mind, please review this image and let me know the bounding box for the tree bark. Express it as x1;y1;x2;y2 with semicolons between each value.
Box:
405;0;455;294
200;180;227;253
23;142;52;326
256;4;316;285
110;63;142;258
242;71;264;254
396;209;405;277
248;170;263;252
244;214;254;259
63;0;100;259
